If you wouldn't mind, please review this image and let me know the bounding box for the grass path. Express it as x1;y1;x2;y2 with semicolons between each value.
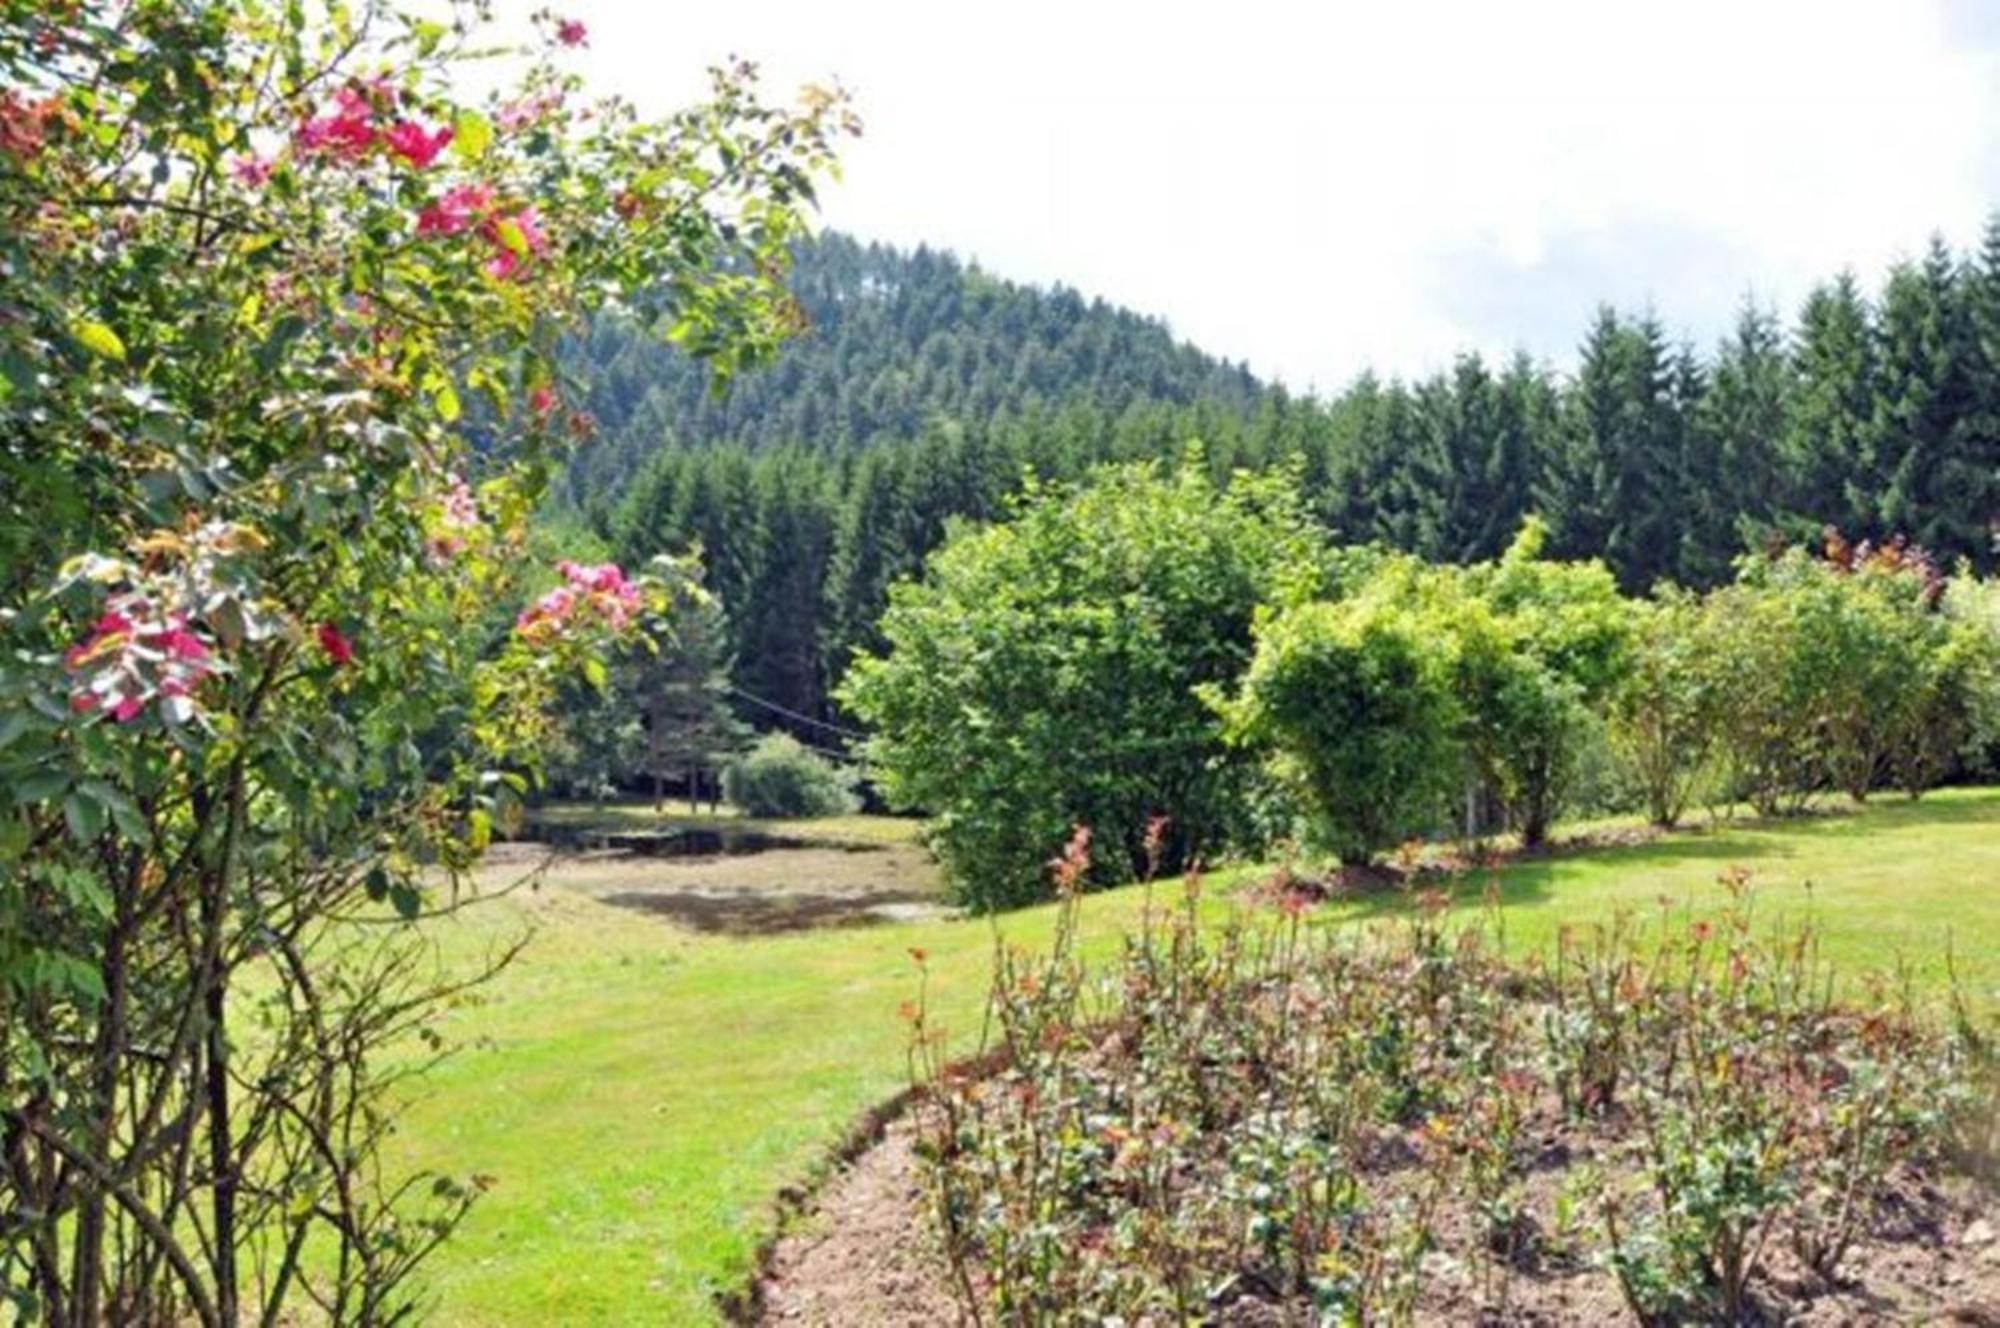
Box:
394;788;2000;1324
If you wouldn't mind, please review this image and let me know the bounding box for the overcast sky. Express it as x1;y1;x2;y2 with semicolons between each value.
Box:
556;0;2000;393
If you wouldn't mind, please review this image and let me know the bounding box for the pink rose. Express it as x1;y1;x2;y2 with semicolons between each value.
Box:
384;119;452;168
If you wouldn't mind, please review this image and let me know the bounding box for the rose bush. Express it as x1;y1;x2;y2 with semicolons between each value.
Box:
0;2;851;1322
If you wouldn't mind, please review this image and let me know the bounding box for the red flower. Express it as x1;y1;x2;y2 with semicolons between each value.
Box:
528;384;557;416
384;119;452;168
555;18;588;46
0;90;59;161
317;621;356;666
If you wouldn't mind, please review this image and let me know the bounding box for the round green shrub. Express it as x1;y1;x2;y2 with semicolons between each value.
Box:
722;733;862;818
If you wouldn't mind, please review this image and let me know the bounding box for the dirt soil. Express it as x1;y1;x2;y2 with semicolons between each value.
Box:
754;1116;969;1325
472;840;949;936
753;1105;2000;1326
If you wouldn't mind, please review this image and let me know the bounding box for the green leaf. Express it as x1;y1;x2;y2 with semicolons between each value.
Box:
493;218;529;257
453;108;492;162
389;882;424;920
62;791;105;843
14;770;67;805
433;377;461;422
581;654;608;693
70;319;127;361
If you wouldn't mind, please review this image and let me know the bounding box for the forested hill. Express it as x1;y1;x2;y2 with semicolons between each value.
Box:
580;221;2000;737
560;230;1266;499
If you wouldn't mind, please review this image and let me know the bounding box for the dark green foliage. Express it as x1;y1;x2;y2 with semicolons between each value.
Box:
563;231;1263;491
1787;273;1877;536
721;732;861;818
1870;239;1984;560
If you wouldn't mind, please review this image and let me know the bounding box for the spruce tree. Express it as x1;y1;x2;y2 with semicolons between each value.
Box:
631;563;752;811
1786;272;1877;535
1871;237;1982;556
1686;299;1791;581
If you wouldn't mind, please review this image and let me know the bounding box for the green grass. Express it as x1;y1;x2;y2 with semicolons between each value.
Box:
394;787;2000;1325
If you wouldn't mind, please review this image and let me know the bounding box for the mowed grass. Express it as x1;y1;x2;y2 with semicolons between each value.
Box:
393;787;2000;1325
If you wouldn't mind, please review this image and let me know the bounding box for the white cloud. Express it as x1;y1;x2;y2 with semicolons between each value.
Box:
546;0;2000;390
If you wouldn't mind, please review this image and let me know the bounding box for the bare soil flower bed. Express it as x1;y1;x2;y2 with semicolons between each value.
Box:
760;851;2000;1325
757;1112;1998;1324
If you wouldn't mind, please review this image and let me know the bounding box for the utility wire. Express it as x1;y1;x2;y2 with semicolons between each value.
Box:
724;684;869;740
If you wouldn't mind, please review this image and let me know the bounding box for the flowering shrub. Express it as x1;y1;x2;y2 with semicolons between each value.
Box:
515;560;644;643
0;1;852;1321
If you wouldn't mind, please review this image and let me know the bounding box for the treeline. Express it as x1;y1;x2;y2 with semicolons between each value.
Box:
587;223;2000;730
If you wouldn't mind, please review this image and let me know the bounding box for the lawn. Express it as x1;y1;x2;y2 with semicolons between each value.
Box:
392;787;2000;1325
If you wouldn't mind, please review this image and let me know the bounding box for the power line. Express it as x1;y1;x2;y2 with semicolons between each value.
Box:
724;684;869;740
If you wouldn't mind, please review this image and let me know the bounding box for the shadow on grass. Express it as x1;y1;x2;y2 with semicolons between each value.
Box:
600;887;949;937
1305;788;2000;930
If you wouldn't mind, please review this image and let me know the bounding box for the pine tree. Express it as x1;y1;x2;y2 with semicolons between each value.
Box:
823;448;914;676
734;455;838;723
630;562;751;811
1539;307;1620;563
1545;309;1701;589
1670;299;1790;583
1871;237;1982;555
1786;272;1876;535
1955;213;2000;568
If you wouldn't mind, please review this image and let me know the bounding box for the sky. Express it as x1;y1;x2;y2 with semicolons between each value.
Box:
553;0;2000;394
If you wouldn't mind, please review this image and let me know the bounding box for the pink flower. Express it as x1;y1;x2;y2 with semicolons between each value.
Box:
441;478;479;527
479;207;548;281
497;93;563;132
528;384;557;416
510;207;547;252
515;561;642;643
427;476;481;560
230;153;274;187
555;18;588;46
416;182;494;236
159;625;209;664
317;621;355;666
384;119;452;168
63;595;215;723
297;88;377;160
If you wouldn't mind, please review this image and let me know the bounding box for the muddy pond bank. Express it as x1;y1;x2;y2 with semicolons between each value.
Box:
479;818;950;936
